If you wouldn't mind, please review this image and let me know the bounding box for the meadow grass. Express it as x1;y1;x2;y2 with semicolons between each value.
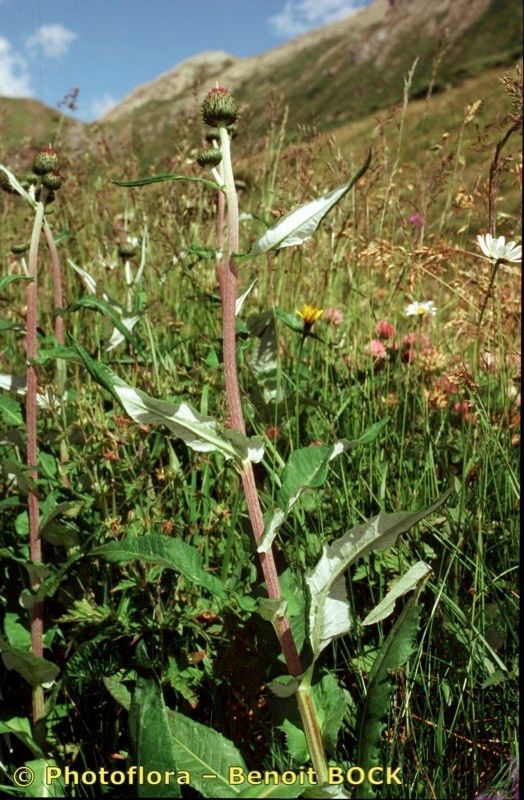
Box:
0;62;520;799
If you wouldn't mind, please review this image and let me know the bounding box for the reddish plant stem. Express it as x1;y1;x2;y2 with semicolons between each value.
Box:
26;201;46;734
43;221;64;346
43;221;69;486
217;127;303;677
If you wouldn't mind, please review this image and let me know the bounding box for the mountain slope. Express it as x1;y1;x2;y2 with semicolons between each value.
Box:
99;0;522;157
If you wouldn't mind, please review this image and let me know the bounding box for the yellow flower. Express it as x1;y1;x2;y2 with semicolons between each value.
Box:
296;304;324;328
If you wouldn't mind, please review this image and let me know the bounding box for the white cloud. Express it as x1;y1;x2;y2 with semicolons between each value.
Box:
90;93;118;119
0;36;33;97
25;23;77;58
269;0;368;37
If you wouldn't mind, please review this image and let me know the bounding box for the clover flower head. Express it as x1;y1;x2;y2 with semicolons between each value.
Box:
405;300;437;317
408;212;425;228
477;233;521;263
323;307;344;326
376;319;396;339
365;339;388;360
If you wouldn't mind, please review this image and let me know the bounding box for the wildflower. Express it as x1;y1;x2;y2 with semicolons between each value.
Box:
296;304;323;332
376;319;396;339
405;300;437;317
365;339;388;360
323;307;344;326
476;233;521;262
408;212;425;227
453;399;477;424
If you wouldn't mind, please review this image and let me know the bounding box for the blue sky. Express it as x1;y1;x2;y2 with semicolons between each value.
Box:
0;0;371;121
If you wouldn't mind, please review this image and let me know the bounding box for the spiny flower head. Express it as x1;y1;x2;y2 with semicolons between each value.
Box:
201;87;238;128
42;172;63;190
476;233;521;263
296;304;323;329
33;147;60;175
405;300;437;317
197;148;222;168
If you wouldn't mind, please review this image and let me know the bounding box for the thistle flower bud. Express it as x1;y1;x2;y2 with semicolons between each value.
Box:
33;147;60;175
118;242;137;259
196;149;222;168
35;187;55;204
201;87;238;128
25;171;39;186
11;243;29;255
42;172;63;190
0;171;18;195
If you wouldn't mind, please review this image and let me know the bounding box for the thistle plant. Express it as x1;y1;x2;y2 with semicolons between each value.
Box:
46;87;453;798
0;151;66;745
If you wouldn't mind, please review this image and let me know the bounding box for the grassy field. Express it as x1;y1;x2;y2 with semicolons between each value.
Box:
0;61;521;799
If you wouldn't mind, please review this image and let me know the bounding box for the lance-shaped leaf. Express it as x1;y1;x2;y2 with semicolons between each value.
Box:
73;341;264;463
0;275;32;294
306;491;450;660
130;679;181;798
361;561;432;626
69;295;135;343
0;637;60;688
113;173;223;192
105;314;141;352
235;279;257;316
246;150;371;256
67;258;98;294
0;164;37;207
258;421;387;554
354;593;423;800
95;534;227;598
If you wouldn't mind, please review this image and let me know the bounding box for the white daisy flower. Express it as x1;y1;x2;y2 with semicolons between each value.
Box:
477;233;521;263
405;300;437;317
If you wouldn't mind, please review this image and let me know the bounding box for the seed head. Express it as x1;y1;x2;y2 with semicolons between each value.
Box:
201;87;238;128
197;149;222;168
33;147;60;175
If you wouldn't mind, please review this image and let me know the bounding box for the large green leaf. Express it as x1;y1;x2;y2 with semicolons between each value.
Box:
73;340;264;464
306;491;450;660
94;534;227;599
0;637;60;688
113;173;223;192
0;394;24;426
361;561;432;626
129;679;181;798
354;594;423;800
259;421;387;554
246;151;371;256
